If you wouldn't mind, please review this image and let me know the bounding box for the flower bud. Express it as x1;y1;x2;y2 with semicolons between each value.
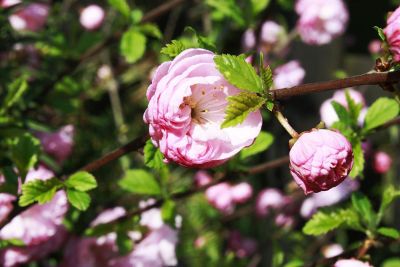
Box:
289;129;353;194
205;183;235;214
384;6;400;62
194;170;213;187
322;243;344;258
241;29;256;51
230;182;253;204
368;39;382;54
334;259;373;267
260;21;285;45
80;5;105;31
37;125;75;163
255;188;286;217
373;151;392;174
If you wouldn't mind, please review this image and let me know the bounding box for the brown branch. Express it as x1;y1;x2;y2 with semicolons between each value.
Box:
377;116;400;131
272;70;400;99
141;0;187;23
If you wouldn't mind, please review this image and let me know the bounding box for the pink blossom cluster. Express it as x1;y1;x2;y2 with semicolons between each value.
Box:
197;171;253;214
320;88;367;127
80;5;105;31
144;49;262;168
227;230;257;258
384;6;400;62
9;3;49;32
289;129;353;194
242;21;286;52
0;166;68;267
273;60;305;89
295;0;348;45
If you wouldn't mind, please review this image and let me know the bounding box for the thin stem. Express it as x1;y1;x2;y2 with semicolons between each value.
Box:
273;109;299;138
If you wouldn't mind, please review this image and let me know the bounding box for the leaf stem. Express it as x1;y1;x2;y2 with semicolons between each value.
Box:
273;109;299;138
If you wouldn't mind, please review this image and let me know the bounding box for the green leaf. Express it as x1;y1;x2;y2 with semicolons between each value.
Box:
108;0;130;17
67;189;91;211
85;222;116;237
378;227;400;239
364;97;399;132
160;40;188;58
303;208;362;236
116;231;134;255
130;9;143;24
120;28;147;63
140;23;162;39
382;258;400;267
374;26;386;42
205;0;245;27
221;92;266;128
240;131;274;159
331;101;351;125
10;133;41;178
378;185;400;222
260;65;273;92
65;171;97;192
1;77;28;114
0;239;25;249
19;178;62;207
118;169;161;195
345;90;363;126
184;27;216;51
143;140;165;171
351;192;376;228
283;260;305;267
161;199;176;226
349;140;365;178
251;0;270;15
214;54;263;93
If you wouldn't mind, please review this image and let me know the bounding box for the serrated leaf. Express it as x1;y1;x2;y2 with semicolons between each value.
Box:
221;92;265;128
1;77;28;114
10;133;41;179
345;90;363;126
160;40;187;58
118;169;161;195
260;65;273;92
65;171;97;192
19;178;62;207
349;140;364;178
214;54;263;93
351;192;376;228
143;140;165;171
67;189;91;211
205;0;245;27
140;23;162;39
184;27;216;51
303;208;362;236
374;26;386;42
331;101;351;125
120;28;147;63
240;131;274;159
108;0;130;17
378;227;400;239
162;199;176;226
116;231;134;255
364;97;399;132
251;0;270;15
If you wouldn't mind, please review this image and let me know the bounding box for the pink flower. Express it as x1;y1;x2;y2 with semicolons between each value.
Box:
255;188;286;217
227;231;257;258
144;49;262;168
300;178;359;217
24;164;55;183
0;0;21;8
368;39;382;54
0;194;16;224
230;182;253;203
205;183;235;215
9;3;49;32
275;213;295;228
295;0;348;45
139;199;164;230
373;151;392;174
320;89;366;127
273;60;305;89
80;5;105;31
260;21;285;45
242;29;256;51
37;125;75;163
90;207;127;227
289;129;353;194
334;259;373;267
322;243;344;258
194;170;213;187
384;6;400;62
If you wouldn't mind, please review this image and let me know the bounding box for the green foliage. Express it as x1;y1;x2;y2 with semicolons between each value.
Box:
116;231;134;255
10;133;41;179
120;28;147;63
67;189;91;211
382;258;400;267
240;131;274;159
130;9;143;24
160;40;188;58
363;97;399;133
251;0;270;15
65;171;97;192
140;23;162;39
378;185;400;222
1;77;28;115
283;260;305;267
143;140;166;171
108;0;131;18
260;65;273;92
214;54;263;94
374;26;387;42
19;178;62;207
162;199;177;226
184;27;217;51
118;169;161;195
0;239;24;249
221;92;266;128
205;0;246;27
378;227;400;239
351;192;377;228
303;208;362;236
349;139;365;178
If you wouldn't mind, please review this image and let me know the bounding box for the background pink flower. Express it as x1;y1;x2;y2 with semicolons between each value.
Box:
255;188;286;217
273;60;305;89
334;259;373;267
384;6;400;62
37;125;75;163
373;151;392;174
80;5;105;31
9;3;49;32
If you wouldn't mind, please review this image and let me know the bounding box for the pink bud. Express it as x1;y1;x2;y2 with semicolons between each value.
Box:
194;170;213;187
0;0;21;8
194;236;206;248
242;29;256;51
260;21;285;45
230;182;253;204
334;259;373;267
368;39;382;54
289;129;354;194
273;61;305;89
322;243;344;258
37;125;75;163
255;188;286;217
205;183;235;214
9;3;49;32
275;213;295;228
80;5;105;31
373;151;392;174
384;6;400;62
